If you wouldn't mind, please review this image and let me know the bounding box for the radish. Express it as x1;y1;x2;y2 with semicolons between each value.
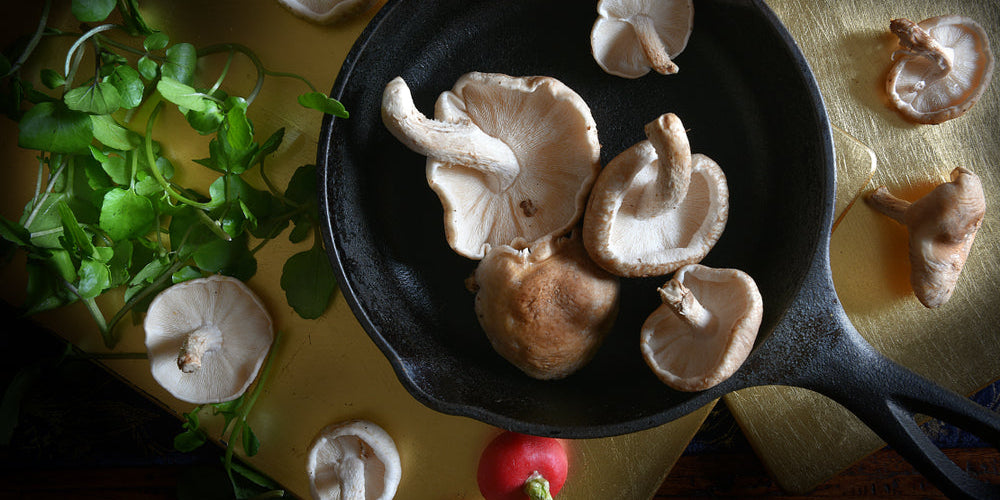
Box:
477;431;568;500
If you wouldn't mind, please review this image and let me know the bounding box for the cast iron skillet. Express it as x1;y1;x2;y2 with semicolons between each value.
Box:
317;0;1000;497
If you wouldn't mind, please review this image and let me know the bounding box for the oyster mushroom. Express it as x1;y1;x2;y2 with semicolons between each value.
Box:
381;72;602;259
640;264;763;392
469;232;620;380
886;16;994;124
582;112;729;277
590;0;694;78
307;419;401;500
866;167;986;308
143;275;273;404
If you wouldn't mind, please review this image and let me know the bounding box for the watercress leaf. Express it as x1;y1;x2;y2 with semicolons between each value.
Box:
173;429;206;453
171;266;202;284
144;32;169;52
99;188;155;241
297;92;348;118
224;103;253;153
77;257;111;298
284;164;316;206
241;423;261;457
20;192;67;249
281;245;336;319
137;55;157;80
108;65;144;109
184;100;224;135
92;148;129;185
47;249;78;283
40;69;65;89
129;257;168;287
193;233;256;282
91;114;137;150
71;0;115;22
156;77;209;113
0;216;32;247
287;218;311;244
24;258;77;315
17;101;94;154
118;0;155;36
107;239;133;287
162;43;197;85
56;201;95;259
64;81;121;115
257;127;284;158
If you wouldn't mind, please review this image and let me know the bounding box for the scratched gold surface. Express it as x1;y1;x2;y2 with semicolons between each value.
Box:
725;0;1000;494
0;1;712;499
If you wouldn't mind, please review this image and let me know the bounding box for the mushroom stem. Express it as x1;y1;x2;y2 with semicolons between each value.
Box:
631;14;678;74
338;455;366;500
639;113;692;216
381;76;521;192
890;18;953;76
177;325;224;373
658;279;712;330
866;185;911;224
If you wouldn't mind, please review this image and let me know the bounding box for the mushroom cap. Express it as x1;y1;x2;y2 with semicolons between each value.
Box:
640;264;763;392
427;72;602;259
886;15;994;124
276;0;378;24
143;275;273;404
471;233;620;380
582;141;729;278
591;0;694;78
307;419;401;500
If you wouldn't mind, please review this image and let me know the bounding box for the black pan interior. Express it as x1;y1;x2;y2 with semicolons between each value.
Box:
318;0;833;437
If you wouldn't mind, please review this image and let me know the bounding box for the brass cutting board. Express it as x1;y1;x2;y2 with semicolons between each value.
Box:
725;0;1000;494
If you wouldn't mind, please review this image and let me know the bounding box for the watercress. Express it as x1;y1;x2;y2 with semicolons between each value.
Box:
0;0;345;348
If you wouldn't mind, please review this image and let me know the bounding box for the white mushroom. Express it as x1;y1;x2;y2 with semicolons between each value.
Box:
640;264;763;392
276;0;379;25
469;232;620;380
866;167;986;308
590;0;694;78
307;420;401;500
582;113;728;277
381;72;602;259
143;275;274;404
886;16;994;124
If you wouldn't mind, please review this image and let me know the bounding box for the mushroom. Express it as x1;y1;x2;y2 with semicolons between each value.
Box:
582;112;729;278
640;264;763;392
381;72;602;260
307;419;401;500
143;275;274;404
590;0;694;78
276;0;379;25
469;232;620;380
886;16;994;124
866;167;986;308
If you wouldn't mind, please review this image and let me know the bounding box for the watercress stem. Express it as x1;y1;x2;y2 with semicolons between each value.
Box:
144;102;219;210
64;24;118;88
3;0;51;79
106;257;187;333
24;157;67;229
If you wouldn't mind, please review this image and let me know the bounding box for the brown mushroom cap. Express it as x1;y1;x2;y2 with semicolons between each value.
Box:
582;113;729;277
866;167;986;308
640;264;763;392
886;16;994;124
591;0;695;78
381;73;601;260
470;232;620;380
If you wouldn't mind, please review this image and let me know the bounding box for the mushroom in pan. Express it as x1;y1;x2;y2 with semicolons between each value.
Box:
640;264;763;392
885;16;994;124
307;419;401;500
143;275;273;404
381;72;602;259
590;0;694;78
866;167;986;308
469;232;620;380
582;112;729;278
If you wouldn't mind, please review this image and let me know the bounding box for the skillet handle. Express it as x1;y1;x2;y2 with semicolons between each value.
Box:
808;331;1000;500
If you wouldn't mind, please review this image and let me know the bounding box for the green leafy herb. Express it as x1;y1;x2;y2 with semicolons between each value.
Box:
1;0;342;349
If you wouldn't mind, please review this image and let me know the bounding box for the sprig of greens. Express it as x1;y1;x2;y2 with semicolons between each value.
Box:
0;0;343;348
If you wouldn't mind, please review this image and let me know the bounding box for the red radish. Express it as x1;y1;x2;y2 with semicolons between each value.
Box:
477;431;568;500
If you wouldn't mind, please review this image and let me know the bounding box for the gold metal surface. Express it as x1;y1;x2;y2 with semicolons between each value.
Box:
725;0;1000;493
0;1;712;499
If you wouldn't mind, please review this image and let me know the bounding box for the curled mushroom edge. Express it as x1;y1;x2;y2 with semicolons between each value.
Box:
640;264;763;392
885;15;994;124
